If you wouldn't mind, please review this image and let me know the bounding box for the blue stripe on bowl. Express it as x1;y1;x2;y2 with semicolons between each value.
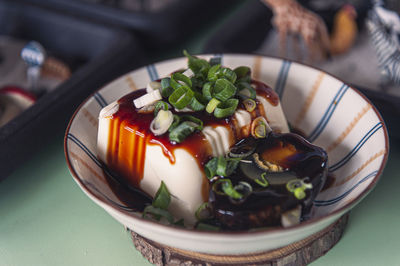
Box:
307;84;349;142
314;170;378;206
274;60;291;98
94;92;108;108
329;122;383;172
146;64;159;81
212;53;223;65
67;133;102;167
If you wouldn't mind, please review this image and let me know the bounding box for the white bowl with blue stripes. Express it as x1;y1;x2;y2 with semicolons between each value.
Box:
65;54;389;255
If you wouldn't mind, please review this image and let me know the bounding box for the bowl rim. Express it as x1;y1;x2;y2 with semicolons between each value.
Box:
64;53;389;237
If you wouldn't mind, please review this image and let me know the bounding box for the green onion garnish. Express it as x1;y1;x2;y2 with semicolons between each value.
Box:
152;181;171;210
220;179;243;199
218;68;237;84
168;121;199;143
294;187;306;200
168;115;180;132
189;91;206;111
255;172;269;187
170;72;192;90
160;78;174;98
237;82;256;99
168;86;194;109
195;202;213;221
143;205;174;223
243;99;256;112
204;157;218;179
216;156;227;176
202;82;213;101
183;50;210;78
206;98;221;114
286;179;313;200
154;101;169;116
234;66;251;83
214;98;239;118
213;78;237;102
207;64;221;82
181;115;203;130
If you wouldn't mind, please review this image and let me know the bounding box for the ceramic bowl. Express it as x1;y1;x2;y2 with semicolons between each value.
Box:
64;54;389;255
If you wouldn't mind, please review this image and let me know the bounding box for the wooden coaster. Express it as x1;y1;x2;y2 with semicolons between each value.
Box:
130;214;348;266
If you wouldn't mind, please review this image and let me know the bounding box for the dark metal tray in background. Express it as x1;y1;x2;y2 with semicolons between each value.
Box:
0;0;146;180
202;0;400;140
19;0;242;50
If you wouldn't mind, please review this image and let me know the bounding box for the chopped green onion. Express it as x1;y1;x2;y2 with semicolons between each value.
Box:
168;121;198;143
237;82;256;99
221;179;243;199
152;181;171;209
202;82;214;100
214;98;239;118
168;86;194;109
216;156;227;176
232;181;252;200
294;187;306;200
234;66;251;83
160;78;173;98
154;101;169;116
213;78;237;102
286;179;304;192
204;157;218;179
195;202;213;221
181;115;203;130
255;173;269;187
206;98;221;113
189;92;206;111
218;68;237;84
143;205;174;223
207;64;221;82
243;99;256;112
168;115;180;132
170;72;192;90
183;50;210;77
286;179;313;200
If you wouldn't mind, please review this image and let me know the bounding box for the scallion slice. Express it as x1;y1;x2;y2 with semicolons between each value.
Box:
216;156;227;176
170;72;192;90
234;66;251;83
195;202;213;221
202;82;213;100
255;173;269;187
220;179;243;199
204;157;218;179
160;78;174;97
183;50;210;77
168;115;180;132
181;115;203;130
168;86;194;109
189;92;206;111
218;68;237;84
237;82;256;99
207;64;221;82
143;205;174;223
243;99;256;112
213;78;236;102
168;121;198;143
154;101;169;116
214;98;239;118
152;181;171;209
206;98;221;114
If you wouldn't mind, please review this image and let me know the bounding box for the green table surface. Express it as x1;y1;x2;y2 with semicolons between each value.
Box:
0;127;399;266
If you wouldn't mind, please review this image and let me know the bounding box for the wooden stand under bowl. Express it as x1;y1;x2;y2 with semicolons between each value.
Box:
130;214;348;265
